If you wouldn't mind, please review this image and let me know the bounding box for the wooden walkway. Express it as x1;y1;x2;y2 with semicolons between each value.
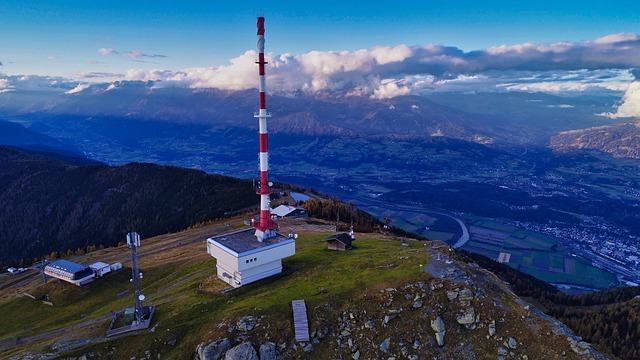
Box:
291;299;310;342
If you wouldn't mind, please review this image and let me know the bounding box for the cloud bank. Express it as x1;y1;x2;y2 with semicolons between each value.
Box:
114;33;640;100
4;34;640;116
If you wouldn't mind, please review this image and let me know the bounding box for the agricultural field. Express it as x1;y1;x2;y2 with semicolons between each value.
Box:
460;217;617;291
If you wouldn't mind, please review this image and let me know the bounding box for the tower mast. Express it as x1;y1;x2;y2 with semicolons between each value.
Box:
254;16;277;242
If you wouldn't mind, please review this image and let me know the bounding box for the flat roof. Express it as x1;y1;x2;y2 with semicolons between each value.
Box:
47;259;89;273
90;262;110;269
208;228;292;255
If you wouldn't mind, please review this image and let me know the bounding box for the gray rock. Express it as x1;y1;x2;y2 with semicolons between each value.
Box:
380;337;391;352
364;320;376;330
224;342;258;360
446;289;459;301
431;316;446;347
568;337;591;356
458;288;474;300
431;316;445;332
383;315;396;327
352;350;361;360
435;332;445;347
507;337;518;349
197;338;233;360
456;307;475;325
412;300;423;308
236;316;258;332
412;340;422;350
301;342;314;353
488;320;496;337
259;342;277;360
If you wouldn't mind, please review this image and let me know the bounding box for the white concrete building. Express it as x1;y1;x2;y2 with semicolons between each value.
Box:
206;228;295;287
89;262;111;277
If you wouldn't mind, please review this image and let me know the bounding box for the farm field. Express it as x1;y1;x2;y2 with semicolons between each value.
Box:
460;216;617;291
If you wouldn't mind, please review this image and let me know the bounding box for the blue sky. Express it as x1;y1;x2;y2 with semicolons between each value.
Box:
2;1;640;77
2;1;640;118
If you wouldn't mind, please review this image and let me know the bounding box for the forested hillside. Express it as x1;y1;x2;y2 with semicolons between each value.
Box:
465;251;640;360
0;146;257;265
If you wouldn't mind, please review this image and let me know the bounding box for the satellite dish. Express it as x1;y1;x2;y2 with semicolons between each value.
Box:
138;294;146;301
268;181;273;187
294;234;299;239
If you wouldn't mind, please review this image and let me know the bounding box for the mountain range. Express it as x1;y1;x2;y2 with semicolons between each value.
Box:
551;121;640;159
0;81;628;148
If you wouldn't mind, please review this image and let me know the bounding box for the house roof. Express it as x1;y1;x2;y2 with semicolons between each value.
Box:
272;204;306;217
89;262;110;270
207;228;293;256
325;233;354;247
46;259;89;274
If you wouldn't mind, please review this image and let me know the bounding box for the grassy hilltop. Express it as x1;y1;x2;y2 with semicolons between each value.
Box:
0;217;607;360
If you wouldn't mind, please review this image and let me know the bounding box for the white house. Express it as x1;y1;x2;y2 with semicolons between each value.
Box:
206;228;295;287
89;262;112;277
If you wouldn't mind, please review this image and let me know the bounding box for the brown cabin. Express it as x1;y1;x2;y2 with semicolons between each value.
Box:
325;233;354;251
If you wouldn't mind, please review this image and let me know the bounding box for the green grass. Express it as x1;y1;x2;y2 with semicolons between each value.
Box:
0;229;431;359
0;270;134;341
221;232;429;314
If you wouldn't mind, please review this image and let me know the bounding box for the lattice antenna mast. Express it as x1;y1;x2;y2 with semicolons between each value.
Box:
127;231;144;324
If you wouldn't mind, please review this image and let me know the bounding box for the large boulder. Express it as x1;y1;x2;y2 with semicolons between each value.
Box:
456;307;475;325
259;342;278;360
225;342;258;360
197;338;233;360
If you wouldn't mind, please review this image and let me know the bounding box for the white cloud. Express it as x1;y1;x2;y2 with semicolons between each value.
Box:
373;81;410;99
603;81;640;119
546;104;575;108
111;33;640;98
126;51;167;59
498;81;590;93
98;48;118;55
7;34;640;99
593;33;640;44
0;78;12;88
65;83;90;94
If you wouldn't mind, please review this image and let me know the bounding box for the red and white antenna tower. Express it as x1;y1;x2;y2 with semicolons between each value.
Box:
253;16;278;242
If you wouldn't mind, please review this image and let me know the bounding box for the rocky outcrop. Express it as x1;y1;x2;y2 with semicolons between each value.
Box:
259;342;277;360
430;316;446;346
190;241;609;360
197;338;232;360
224;342;258;360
